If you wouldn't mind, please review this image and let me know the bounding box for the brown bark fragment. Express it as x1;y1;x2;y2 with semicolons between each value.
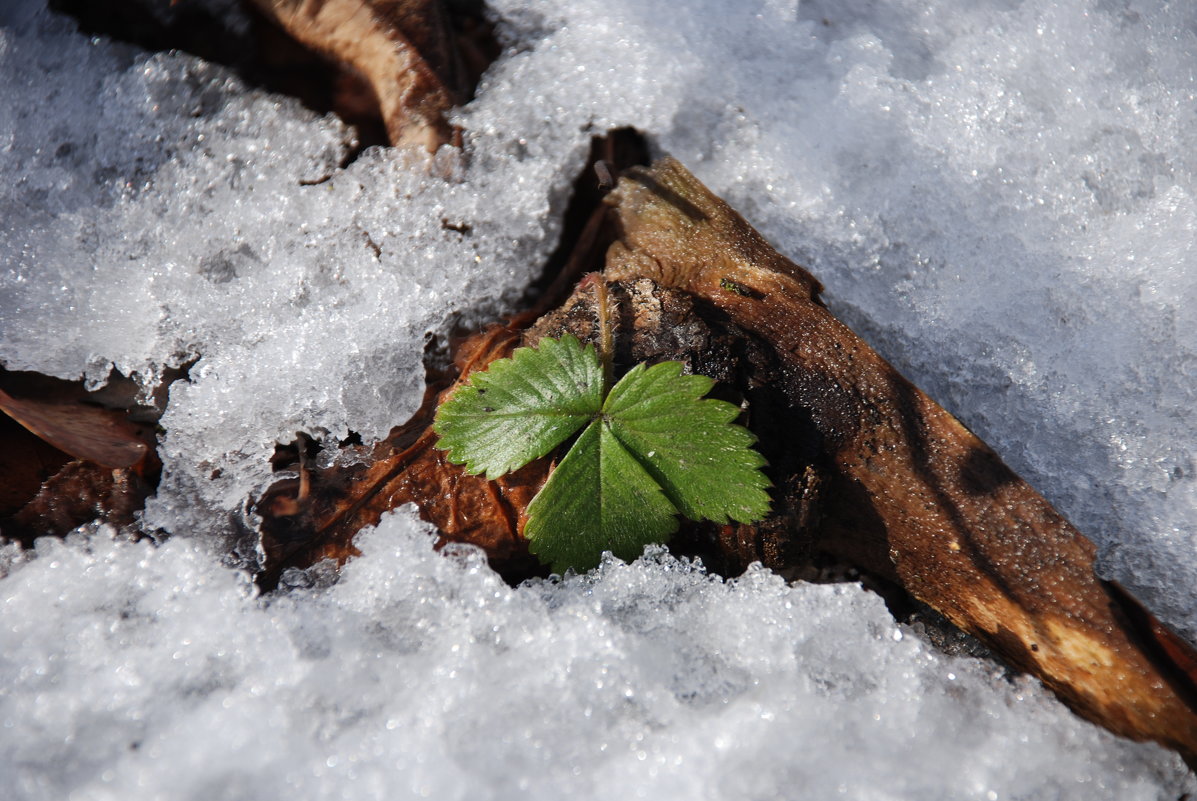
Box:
603;157;1197;764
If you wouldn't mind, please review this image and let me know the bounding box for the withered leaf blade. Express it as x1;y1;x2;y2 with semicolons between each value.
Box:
0;387;147;469
603;157;1197;764
0;369;166;543
8;459;150;542
257;322;549;586
248;0;464;151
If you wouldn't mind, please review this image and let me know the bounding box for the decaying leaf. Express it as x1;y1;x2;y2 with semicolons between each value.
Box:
0;370;163;544
248;0;468;151
258;321;550;583
0;387;147;468
258;156;1197;763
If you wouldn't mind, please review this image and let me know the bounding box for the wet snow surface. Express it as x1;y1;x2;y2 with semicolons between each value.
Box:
2;0;1196;797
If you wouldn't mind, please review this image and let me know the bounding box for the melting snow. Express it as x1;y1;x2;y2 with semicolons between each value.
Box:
2;0;1196;797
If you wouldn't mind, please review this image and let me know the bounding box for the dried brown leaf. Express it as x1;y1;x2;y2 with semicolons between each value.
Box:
0;370;163;543
258;321;547;585
249;0;465;150
8;461;151;541
0;387;147;469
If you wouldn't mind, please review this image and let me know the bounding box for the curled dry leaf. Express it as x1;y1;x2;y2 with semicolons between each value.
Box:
258;156;1197;764
248;0;467;151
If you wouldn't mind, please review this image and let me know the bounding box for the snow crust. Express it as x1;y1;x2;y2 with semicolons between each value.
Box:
1;515;1191;800
3;0;1197;796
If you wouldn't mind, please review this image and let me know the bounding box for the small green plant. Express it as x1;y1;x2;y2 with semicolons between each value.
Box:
433;334;771;572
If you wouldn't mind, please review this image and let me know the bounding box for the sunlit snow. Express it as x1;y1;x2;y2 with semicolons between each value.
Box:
2;0;1196;797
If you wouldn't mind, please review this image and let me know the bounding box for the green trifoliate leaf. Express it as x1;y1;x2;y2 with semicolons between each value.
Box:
433;334;602;478
432;332;772;574
603;361;771;524
523;419;679;572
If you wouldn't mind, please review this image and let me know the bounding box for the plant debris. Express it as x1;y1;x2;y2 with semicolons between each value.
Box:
0;368;168;544
258;153;1197;765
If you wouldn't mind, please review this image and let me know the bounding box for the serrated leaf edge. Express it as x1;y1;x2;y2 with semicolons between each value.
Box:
433;335;773;571
432;334;602;478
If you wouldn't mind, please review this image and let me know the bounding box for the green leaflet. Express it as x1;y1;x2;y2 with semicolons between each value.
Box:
603;361;771;525
433;334;772;572
432;334;602;479
524;419;678;572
